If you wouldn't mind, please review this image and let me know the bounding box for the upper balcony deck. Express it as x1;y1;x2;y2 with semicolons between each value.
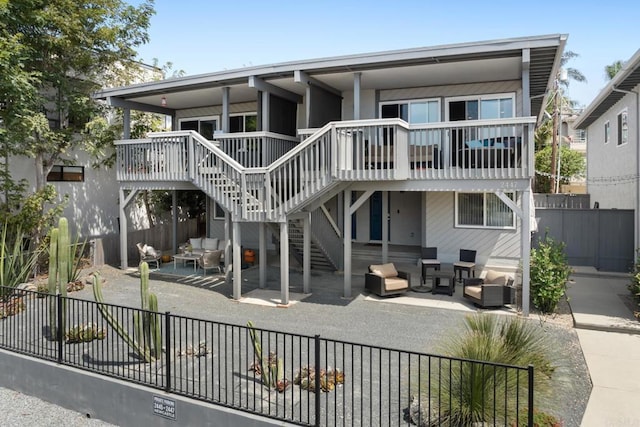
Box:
115;117;536;184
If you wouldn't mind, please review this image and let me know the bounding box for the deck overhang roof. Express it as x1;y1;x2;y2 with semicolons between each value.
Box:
574;48;640;129
95;34;567;122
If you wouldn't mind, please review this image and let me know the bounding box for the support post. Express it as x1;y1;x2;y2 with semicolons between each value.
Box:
259;222;267;289
521;188;532;316
123;108;131;139
303;213;311;294
343;190;352;298
222;87;230;133
279;220;290;305
232;222;242;300
172;191;178;255
353;73;361;120
118;188;138;270
382;191;389;263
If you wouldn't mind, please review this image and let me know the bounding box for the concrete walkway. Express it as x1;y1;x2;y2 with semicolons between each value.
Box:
566;268;640;426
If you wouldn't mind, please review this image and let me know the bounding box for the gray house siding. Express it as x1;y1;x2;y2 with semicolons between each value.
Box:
586;86;639;210
426;191;521;269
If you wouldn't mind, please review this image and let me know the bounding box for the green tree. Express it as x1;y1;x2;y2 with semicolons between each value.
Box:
605;60;624;80
0;0;154;239
534;145;585;193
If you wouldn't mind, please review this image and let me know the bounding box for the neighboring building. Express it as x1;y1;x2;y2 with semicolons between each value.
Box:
95;34;567;315
7;61;164;260
573;49;640;249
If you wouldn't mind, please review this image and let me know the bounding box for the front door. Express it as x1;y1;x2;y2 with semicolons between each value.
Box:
370;191;382;241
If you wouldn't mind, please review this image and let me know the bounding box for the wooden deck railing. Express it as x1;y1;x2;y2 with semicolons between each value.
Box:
114;117;535;221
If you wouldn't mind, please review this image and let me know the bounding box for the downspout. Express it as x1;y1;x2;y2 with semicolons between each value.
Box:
612;87;640;251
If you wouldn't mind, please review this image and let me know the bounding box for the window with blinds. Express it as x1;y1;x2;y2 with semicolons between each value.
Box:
455;192;515;229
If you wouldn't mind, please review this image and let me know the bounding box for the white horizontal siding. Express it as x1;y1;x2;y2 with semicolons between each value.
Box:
425;191;521;267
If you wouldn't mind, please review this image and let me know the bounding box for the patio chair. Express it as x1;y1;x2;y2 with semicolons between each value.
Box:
136;242;161;269
419;247;441;285
453;249;476;282
365;263;410;297
198;250;223;275
463;269;515;308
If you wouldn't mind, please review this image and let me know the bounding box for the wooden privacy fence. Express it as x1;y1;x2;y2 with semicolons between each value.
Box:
534;208;634;272
90;219;200;266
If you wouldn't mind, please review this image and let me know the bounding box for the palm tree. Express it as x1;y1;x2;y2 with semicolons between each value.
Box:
605;60;624;80
559;50;587;88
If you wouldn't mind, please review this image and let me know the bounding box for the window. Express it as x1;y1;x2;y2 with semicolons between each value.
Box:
380;99;440;124
604;121;610;144
617;110;628;146
179;116;219;140
447;94;515;121
47;165;84;182
455;192;515;229
229;113;257;133
380;99;440;146
214;202;226;219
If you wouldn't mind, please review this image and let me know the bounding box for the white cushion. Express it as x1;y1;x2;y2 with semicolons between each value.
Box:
189;238;202;250
203;238;219;251
217;239;227;251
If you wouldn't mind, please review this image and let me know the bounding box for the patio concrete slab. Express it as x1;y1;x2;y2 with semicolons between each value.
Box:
238;289;309;307
566;270;640;334
577;329;640;427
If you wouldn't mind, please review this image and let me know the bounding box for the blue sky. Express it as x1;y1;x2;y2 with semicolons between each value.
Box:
134;0;640;108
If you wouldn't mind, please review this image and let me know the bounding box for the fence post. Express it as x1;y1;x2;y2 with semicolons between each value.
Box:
528;364;534;427
165;311;171;392
314;334;321;427
56;294;63;363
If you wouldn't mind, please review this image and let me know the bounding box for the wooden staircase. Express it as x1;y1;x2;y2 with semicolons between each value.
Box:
267;220;337;271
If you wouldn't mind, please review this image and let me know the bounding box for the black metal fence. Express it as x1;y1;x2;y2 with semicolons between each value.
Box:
0;287;534;426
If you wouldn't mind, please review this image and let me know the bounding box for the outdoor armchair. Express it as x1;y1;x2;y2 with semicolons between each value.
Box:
198;249;223;275
463;269;515;308
365;263;410;297
136;242;162;269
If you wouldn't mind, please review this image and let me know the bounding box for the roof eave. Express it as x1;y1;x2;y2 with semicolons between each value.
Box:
94;34;567;101
574;48;640;129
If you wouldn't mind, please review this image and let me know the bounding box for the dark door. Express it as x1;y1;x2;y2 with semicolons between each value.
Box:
370;191;382;241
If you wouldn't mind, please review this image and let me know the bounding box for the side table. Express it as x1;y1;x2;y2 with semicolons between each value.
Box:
430;271;455;296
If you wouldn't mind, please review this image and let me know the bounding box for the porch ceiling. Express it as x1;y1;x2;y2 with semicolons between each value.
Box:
96;34;566;118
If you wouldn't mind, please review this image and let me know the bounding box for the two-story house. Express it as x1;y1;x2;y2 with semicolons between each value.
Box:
574;48;640;253
95;34;567;316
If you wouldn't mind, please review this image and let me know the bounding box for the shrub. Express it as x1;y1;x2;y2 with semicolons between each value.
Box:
628;250;640;307
530;234;571;314
0;222;42;297
431;314;556;426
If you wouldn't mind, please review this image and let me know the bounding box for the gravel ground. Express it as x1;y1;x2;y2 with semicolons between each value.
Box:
2;264;590;426
0;386;115;426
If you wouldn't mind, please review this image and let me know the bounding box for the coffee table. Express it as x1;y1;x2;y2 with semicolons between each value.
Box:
173;253;201;272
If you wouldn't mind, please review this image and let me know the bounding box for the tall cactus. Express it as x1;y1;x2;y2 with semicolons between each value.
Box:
47;227;59;338
134;263;162;359
92;262;161;362
247;320;285;390
48;217;71;339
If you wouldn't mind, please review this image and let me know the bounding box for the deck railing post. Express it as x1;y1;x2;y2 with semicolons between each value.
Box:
165;311;172;392
314;334;321;427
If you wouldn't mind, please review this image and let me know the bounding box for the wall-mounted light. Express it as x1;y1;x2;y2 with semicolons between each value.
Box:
161;96;167;107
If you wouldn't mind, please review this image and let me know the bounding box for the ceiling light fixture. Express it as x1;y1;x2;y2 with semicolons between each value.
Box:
161;96;167;107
